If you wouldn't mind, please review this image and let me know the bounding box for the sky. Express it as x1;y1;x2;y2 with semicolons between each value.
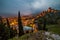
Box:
0;0;60;17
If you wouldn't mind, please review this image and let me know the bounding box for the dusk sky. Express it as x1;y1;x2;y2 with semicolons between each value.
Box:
0;0;60;17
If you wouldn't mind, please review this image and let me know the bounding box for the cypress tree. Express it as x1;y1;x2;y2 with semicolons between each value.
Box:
0;16;3;24
6;18;11;38
43;18;46;30
6;18;10;28
6;18;16;38
18;11;24;36
43;14;48;31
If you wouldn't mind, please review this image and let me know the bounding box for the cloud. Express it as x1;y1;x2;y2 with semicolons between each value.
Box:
0;0;60;16
20;0;48;15
31;0;47;9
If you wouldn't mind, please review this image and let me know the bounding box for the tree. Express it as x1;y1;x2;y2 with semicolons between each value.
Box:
34;17;44;31
6;18;17;38
18;11;24;36
43;17;47;31
0;16;10;40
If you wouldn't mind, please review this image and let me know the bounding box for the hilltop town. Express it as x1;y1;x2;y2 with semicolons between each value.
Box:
1;7;60;31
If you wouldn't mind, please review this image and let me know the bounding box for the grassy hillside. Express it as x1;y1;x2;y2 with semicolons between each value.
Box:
46;24;60;35
9;31;55;40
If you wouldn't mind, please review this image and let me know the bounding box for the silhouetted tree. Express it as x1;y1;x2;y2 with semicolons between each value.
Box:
6;18;16;38
6;18;12;38
18;11;24;36
43;18;47;31
34;17;43;30
6;18;10;28
0;16;10;40
0;16;3;24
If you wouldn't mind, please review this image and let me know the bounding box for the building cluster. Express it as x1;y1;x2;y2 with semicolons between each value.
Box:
2;7;59;32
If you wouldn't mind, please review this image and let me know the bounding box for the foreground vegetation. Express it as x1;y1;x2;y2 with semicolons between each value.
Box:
9;24;60;40
8;31;55;40
46;24;60;35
